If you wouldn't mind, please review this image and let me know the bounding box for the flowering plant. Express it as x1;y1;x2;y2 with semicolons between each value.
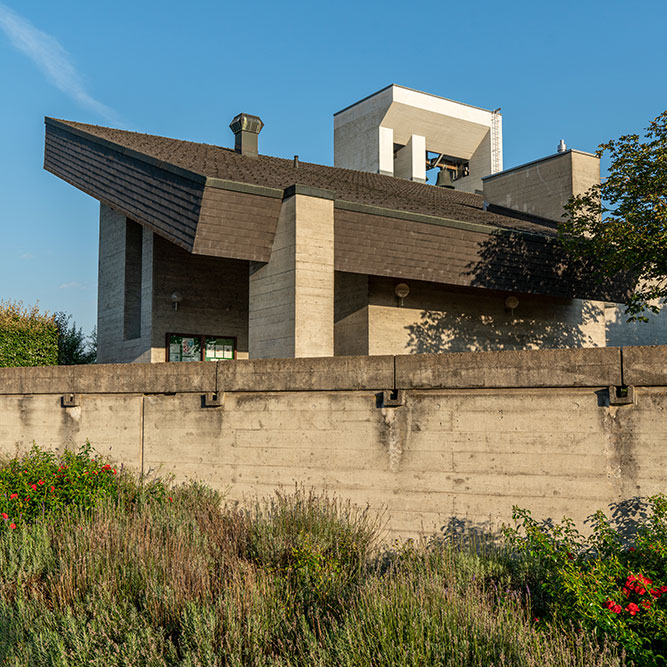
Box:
504;495;667;662
0;442;122;529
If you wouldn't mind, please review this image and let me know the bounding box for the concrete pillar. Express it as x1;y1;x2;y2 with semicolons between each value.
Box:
394;134;426;182
249;189;334;358
378;126;394;176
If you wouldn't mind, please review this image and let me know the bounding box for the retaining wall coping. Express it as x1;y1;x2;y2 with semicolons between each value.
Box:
622;346;667;386
5;345;665;394
395;347;623;389
217;355;394;392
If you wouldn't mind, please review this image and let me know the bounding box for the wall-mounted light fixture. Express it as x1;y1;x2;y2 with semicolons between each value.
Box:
171;291;183;311
395;282;410;307
504;295;519;316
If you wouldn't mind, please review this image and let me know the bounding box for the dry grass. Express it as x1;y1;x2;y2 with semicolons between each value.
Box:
0;483;625;666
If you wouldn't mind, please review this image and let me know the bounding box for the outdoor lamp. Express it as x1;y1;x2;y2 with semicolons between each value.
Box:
171;291;183;311
505;295;519;315
394;283;410;306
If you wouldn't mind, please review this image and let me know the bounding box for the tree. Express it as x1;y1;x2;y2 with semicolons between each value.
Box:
560;110;667;321
54;312;96;365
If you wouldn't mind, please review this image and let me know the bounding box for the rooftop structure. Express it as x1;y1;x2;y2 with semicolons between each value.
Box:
334;84;502;192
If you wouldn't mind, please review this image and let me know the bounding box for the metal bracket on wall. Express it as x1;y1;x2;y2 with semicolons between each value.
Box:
609;385;635;406
202;392;223;408
376;389;405;408
61;394;79;408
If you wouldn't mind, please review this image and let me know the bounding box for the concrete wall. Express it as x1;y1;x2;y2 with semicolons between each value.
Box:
2;346;666;539
97;204;153;363
361;276;606;355
334;272;369;355
482;150;600;221
606;301;667;347
249;193;334;358
151;235;250;360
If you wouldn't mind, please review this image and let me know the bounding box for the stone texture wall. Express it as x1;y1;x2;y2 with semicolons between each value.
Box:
249;193;334;358
364;275;606;355
97;204;153;363
1;347;666;539
150;235;250;360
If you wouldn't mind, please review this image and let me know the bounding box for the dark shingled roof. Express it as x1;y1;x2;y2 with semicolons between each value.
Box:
52;119;559;236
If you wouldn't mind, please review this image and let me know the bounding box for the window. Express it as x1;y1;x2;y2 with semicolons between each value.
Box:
123;219;143;340
166;334;236;362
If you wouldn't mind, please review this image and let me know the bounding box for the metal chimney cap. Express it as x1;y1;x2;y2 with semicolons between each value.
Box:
557;139;567;153
229;113;264;135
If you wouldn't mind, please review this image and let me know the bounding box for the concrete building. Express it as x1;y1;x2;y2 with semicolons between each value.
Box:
44;86;629;364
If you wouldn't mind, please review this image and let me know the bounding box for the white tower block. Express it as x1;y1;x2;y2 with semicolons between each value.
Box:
334;84;503;193
394;134;426;182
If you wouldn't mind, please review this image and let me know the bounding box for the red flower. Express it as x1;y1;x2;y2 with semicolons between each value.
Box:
9;494;17;500
629;547;636;552
636;586;646;596
112;469;117;475
168;497;173;503
9;523;16;530
622;586;632;597
50;486;55;492
626;603;640;616
37;480;44;486
650;588;661;599
567;552;574;560
660;585;667;594
102;464;111;471
30;484;37;491
604;600;622;614
24;497;29;502
641;600;652;609
1;514;7;520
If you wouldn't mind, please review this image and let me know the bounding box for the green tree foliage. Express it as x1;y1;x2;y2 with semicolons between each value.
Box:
0;301;58;367
54;312;96;365
560;110;667;321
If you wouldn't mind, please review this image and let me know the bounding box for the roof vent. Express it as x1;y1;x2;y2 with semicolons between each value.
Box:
557;139;567;153
229;113;264;157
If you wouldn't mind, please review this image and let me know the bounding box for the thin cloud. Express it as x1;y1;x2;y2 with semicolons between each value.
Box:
0;3;118;122
19;253;34;260
59;281;84;290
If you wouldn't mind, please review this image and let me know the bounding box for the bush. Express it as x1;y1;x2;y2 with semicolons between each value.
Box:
0;301;58;367
504;497;667;663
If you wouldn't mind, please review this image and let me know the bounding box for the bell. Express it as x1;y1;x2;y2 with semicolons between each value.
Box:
436;168;454;188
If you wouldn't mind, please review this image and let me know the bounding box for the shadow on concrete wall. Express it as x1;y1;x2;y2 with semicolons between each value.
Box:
606;304;667;347
433;496;653;548
405;230;608;353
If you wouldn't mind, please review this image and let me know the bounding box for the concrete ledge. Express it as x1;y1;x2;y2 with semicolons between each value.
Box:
0;362;217;395
395;347;623;389
70;362;216;394
623;346;667;386
0;365;74;394
217;355;394;392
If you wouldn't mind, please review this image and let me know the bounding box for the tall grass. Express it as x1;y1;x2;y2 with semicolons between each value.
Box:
0;449;625;665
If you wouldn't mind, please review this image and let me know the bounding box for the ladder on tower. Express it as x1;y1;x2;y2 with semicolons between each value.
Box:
491;109;503;174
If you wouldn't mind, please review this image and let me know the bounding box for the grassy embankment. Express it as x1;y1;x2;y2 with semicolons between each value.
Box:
0;445;638;665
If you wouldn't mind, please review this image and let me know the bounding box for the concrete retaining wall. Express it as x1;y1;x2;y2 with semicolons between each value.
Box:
1;346;666;539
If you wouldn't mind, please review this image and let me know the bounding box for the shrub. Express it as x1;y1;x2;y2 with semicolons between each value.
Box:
504;496;667;663
0;300;58;367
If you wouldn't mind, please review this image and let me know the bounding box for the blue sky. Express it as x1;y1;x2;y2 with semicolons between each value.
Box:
1;0;666;335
